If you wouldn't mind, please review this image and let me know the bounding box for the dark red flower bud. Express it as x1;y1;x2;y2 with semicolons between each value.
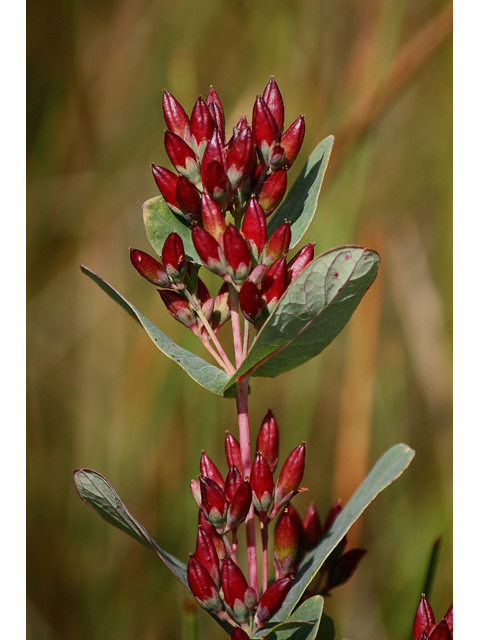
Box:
192;225;226;276
226;127;255;190
231;629;250;640
190;96;215;158
187;554;222;613
325;548;366;591
257;168;287;216
252;96;278;165
211;282;231;333
250;452;274;513
221;558;256;624
256;409;279;472
239;281;264;324
199;476;228;529
281;115;305;169
274;510;298;578
164;131;201;185
206;86;225;138
269;144;286;170
198;511;226;560
413;595;436;640
287;243;315;283
429;621;452;640
263;77;285;135
232;115;249;137
175;176;201;222
202;130;226;177
225;432;242;475
324;500;342;533
261;257;288;313
200;451;224;490
201;193;227;243
227;480;252;528
203;160;230;207
151;164;181;214
161;232;187;283
285;504;304;551
162;89;190;140
223;225;252;284
194;527;221;587
444;605;453;634
224;464;243;502
302;503;323;550
159;290;196;330
241;198;268;258
130;248;171;288
254;577;292;627
264;222;291;266
273;442;306;512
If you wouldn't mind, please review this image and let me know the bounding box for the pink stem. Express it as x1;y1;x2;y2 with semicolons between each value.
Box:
228;284;244;369
260;519;269;595
235;375;258;596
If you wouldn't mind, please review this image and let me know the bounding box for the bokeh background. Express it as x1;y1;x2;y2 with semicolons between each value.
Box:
27;0;452;638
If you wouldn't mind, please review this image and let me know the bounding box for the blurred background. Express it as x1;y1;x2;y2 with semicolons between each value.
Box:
27;0;452;638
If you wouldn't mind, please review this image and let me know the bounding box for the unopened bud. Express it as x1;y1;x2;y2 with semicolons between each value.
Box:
261;257;288;313
130;248;171;288
175;176;202;222
254;577;292;627
274;510;298;578
256;409;279;472
250;452;274;513
200;451;224;490
211;282;231;333
223;225;252;285
151;164;182;215
192;225;226;276
302;503;323;550
225;432;242;475
221;558;254;624
159;290;196;330
226;481;252;529
272;442;306;514
280;115;305;169
194;527;221;587
187;554;222;613
257;168;287;215
239;281;265;325
262;77;284;135
162;89;190;140
287;243;315;283
224;464;243;502
264;222;291;266
201;193;227;243
190;97;215;159
241;198;267;258
162;232;187;283
199;476;228;529
226;127;255;190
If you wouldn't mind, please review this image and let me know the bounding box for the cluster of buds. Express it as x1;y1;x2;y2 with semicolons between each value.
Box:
130;232;230;342
283;500;366;598
131;78;314;341
187;410;306;633
413;595;453;639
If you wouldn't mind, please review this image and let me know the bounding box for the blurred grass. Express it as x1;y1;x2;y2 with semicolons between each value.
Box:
27;1;452;638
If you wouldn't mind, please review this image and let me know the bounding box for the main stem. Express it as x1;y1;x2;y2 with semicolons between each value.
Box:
235;375;258;596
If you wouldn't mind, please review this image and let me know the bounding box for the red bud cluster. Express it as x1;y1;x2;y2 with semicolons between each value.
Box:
413;595;453;640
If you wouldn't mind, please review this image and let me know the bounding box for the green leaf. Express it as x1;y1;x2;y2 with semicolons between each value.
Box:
80;265;235;397
264;444;415;626
143;195;201;263
222;246;379;393
253;596;324;639
73;468;235;635
73;468;188;587
267;136;334;248
316;614;335;640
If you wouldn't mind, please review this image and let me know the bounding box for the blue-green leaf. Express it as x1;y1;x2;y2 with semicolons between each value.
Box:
73;468;188;587
143;195;201;263
222;246;380;393
267;136;334;248
264;444;415;626
252;596;324;639
80;266;234;397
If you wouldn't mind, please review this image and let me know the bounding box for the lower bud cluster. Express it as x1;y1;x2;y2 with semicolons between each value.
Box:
186;409;310;633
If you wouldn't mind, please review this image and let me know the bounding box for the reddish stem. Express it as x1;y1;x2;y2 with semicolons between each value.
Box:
235;375;258;596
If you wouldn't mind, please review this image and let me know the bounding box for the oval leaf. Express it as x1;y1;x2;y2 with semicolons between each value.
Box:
143;195;201;263
222;246;379;393
73;468;188;587
80;265;234;397
263;444;415;626
253;595;324;639
267;136;334;248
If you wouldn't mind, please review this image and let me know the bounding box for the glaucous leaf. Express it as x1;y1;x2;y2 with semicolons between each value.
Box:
143;195;201;263
264;444;415;625
267;136;334;249
222;246;379;393
80;266;234;397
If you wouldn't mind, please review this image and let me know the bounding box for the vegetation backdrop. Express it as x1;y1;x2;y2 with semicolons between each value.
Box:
27;1;452;638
